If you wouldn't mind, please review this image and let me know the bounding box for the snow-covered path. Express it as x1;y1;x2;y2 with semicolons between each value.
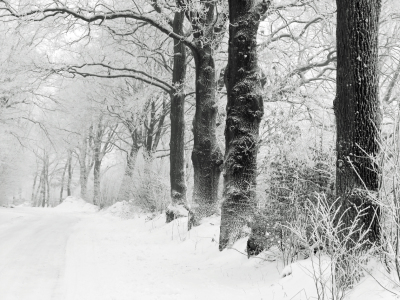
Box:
0;206;397;300
0;207;79;300
0;207;279;300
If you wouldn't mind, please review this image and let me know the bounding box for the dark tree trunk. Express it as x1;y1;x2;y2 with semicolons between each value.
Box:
167;10;188;223
67;151;73;196
189;1;225;225
59;158;68;203
334;0;381;245
145;100;156;152
219;0;269;250
191;51;223;224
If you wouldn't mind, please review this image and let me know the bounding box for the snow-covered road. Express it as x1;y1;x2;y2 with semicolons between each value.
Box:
0;208;79;300
0;207;278;300
0;206;396;300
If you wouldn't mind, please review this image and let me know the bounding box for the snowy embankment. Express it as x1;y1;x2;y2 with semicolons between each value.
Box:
54;196;99;213
0;198;397;300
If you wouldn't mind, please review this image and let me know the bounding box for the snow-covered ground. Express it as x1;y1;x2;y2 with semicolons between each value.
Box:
0;198;398;300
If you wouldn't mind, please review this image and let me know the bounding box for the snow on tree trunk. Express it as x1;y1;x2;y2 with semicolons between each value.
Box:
219;0;269;250
334;0;382;245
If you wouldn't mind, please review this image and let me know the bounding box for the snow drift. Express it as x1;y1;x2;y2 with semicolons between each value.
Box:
101;200;137;219
54;196;99;213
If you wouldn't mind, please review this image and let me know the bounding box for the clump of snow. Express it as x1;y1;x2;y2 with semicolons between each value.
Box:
101;200;137;219
54;196;99;213
166;204;188;217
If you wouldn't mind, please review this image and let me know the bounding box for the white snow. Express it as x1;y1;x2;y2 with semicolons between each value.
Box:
0;206;398;300
101;200;137;219
54;196;99;213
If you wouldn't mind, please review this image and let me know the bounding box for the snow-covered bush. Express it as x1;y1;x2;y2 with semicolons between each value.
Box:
377;126;400;290
250;148;335;263
289;195;377;300
131;163;169;213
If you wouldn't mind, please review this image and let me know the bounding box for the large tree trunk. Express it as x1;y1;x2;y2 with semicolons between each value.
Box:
118;146;139;201
166;10;188;222
334;0;381;245
188;0;226;226
219;0;268;250
191;48;223;225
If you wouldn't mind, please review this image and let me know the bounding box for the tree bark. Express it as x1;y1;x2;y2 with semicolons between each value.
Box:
189;2;225;225
334;0;381;245
219;0;269;250
167;9;188;222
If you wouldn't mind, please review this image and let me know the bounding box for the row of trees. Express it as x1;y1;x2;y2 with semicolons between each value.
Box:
0;0;393;257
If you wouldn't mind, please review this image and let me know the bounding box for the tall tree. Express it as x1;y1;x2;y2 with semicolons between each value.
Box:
334;0;381;244
219;0;270;250
168;8;188;218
